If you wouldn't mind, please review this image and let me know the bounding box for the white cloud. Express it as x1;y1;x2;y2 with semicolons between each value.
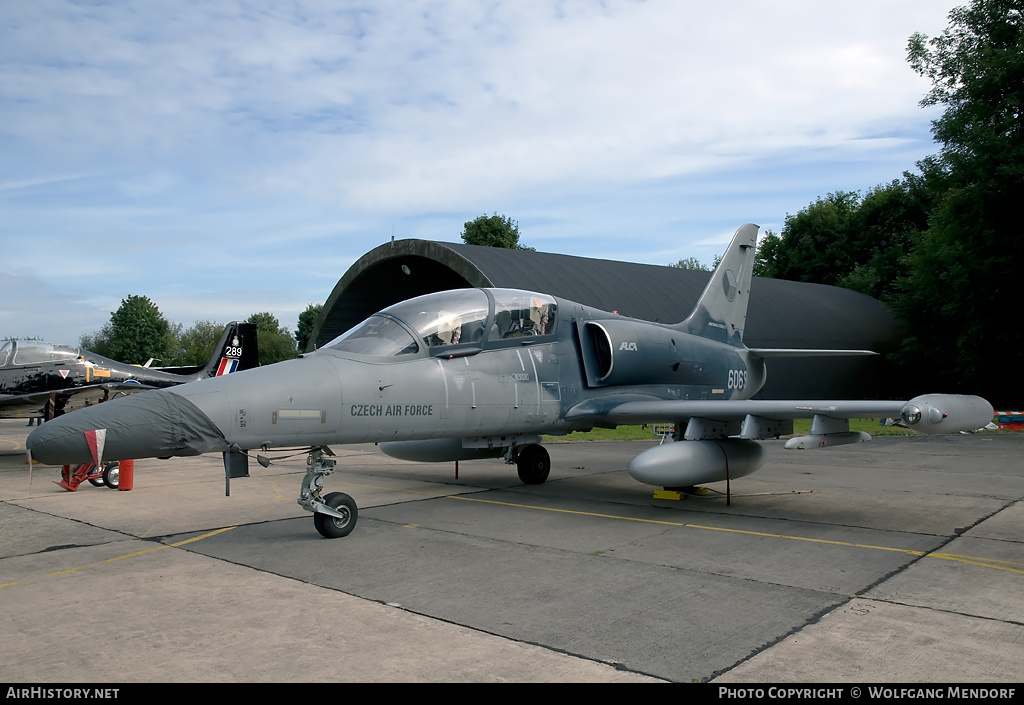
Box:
0;0;959;342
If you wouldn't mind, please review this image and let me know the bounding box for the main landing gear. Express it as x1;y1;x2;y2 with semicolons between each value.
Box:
514;444;550;485
298;447;358;539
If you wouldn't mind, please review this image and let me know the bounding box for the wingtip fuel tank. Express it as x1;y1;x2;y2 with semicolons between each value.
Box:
900;394;993;434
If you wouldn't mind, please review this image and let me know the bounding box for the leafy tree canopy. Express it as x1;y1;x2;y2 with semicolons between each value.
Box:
669;256;709;271
756;1;1023;404
167;320;224;367
247;312;297;365
82;295;174;364
897;0;1024;403
295;303;323;353
757;183;932;302
461;213;534;250
908;1;1024;177
752;230;782;278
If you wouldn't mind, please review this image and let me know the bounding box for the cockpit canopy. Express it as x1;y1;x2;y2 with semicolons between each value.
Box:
0;341;81;367
322;289;557;358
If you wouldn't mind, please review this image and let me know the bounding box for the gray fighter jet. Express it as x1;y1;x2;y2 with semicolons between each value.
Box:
27;224;993;538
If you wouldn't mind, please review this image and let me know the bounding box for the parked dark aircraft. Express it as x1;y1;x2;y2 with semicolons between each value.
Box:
27;225;992;538
1;322;258;419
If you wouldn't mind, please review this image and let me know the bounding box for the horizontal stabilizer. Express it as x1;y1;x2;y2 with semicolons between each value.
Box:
746;349;878;358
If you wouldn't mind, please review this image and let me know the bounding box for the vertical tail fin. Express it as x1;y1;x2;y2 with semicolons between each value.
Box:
677;223;759;346
200;322;260;378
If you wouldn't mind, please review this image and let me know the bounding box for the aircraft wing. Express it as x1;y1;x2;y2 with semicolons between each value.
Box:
565;398;906;426
564;394;993;443
0;382;158;418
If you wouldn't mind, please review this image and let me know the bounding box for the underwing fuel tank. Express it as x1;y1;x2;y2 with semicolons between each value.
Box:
379;438;505;462
784;431;870;450
627;439;766;488
380;433;545;462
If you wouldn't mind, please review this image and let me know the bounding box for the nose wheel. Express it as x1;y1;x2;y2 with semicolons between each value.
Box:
312;492;358;538
298;447;359;539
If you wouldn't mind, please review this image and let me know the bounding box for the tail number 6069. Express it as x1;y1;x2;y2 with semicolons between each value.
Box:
728;369;747;390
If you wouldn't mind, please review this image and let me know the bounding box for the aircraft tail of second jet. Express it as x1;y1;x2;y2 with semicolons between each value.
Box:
200;321;260;377
677;223;759;346
153;322;260;378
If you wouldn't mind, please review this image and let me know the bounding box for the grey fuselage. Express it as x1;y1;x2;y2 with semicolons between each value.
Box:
173;288;766;453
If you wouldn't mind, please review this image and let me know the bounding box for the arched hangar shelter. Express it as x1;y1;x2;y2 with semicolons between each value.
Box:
310;239;901;400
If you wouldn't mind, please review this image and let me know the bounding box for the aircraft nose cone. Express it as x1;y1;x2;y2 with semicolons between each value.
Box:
27;389;227;465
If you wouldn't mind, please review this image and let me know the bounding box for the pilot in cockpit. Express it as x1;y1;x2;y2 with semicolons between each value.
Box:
531;298;553;335
428;310;462;347
504;298;553;338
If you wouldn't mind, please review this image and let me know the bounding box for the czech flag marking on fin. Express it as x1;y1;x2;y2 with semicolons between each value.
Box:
216;358;239;376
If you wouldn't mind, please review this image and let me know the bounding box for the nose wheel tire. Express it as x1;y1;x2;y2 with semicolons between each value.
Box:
313;492;358;539
516;444;550;485
102;462;119;490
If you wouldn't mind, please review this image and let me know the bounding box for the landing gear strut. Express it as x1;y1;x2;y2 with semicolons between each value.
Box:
58;461;120;492
297;447;358;539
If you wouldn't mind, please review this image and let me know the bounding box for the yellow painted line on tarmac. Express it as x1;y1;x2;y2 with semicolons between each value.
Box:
338;479;459;494
448;494;703;528
929;552;1024;575
167;527;236;547
446;495;1023;576
334;485;1024;576
0;526;236;589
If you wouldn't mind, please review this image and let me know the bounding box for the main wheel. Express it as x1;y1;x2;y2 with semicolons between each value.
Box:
102;462;119;490
313;492;358;539
516;444;551;485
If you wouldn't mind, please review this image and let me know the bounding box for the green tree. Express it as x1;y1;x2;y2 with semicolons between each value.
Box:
83;295;174;364
295;303;323;353
767;191;862;286
168;320;224;366
79;329;111;357
837;179;934;301
461;213;534;250
669;256;710;271
752;230;782;278
247;312;297;365
898;0;1024;404
752;182;932;302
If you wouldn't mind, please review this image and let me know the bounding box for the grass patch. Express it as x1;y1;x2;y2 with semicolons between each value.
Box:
793;418;915;436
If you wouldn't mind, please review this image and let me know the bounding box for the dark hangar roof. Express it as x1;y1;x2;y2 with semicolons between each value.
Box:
311;239;901;399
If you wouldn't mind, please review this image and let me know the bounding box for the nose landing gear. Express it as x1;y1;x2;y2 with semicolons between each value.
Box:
297;447;358;538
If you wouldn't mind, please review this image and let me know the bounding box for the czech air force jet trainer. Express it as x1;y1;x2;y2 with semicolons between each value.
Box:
27;224;993;538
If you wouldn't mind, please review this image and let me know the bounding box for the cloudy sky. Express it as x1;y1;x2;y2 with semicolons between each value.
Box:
1;0;956;346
